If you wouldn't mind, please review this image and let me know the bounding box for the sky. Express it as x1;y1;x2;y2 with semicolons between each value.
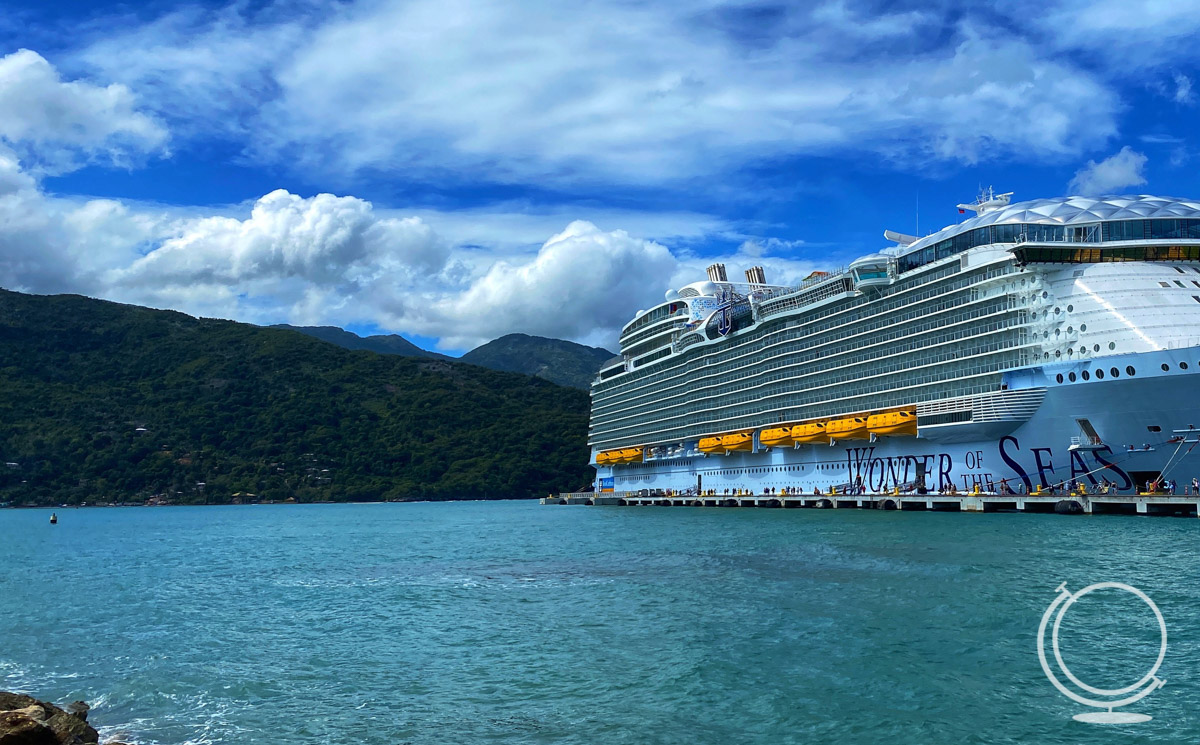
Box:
1;0;1199;354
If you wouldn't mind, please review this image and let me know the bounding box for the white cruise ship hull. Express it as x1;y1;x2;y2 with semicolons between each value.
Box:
597;345;1200;495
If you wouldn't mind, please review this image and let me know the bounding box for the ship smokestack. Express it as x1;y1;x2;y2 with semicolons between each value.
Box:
744;266;766;285
706;263;728;282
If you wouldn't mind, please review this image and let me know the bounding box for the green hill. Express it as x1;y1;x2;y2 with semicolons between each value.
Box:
270;324;451;360
460;334;615;389
0;289;592;505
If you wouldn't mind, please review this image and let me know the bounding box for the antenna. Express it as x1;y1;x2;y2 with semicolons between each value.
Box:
916;191;919;236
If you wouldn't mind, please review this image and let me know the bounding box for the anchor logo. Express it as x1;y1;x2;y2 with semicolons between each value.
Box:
715;286;734;337
1037;582;1166;724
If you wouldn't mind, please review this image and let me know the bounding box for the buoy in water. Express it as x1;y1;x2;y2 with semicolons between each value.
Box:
49;513;58;524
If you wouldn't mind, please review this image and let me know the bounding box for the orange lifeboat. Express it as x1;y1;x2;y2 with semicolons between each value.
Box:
826;416;870;441
867;409;917;437
617;447;644;463
720;432;754;452
791;422;827;444
698;436;724;454
596;451;614;466
759;427;794;448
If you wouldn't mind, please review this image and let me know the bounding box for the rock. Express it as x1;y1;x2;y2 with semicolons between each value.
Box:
0;709;59;745
0;694;98;745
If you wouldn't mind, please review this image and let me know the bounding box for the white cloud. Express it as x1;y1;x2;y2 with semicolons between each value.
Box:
1174;73;1193;103
1067;147;1149;195
0;152;781;350
71;1;1117;186
0;49;167;174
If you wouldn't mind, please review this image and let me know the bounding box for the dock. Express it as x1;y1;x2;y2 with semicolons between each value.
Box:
540;492;1200;516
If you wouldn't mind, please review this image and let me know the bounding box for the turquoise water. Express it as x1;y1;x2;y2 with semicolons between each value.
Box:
1;502;1197;744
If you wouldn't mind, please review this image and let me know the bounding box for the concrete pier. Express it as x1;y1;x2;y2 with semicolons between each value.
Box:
540;492;1200;517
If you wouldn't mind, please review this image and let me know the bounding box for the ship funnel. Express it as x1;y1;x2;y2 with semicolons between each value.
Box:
744;266;766;285
706;263;728;282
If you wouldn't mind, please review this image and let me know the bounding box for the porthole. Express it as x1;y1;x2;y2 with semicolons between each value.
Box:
1096;369;1104;379
1082;370;1090;381
1067;326;1074;334
1182;362;1190;370
1054;306;1061;314
1067;304;1074;312
1055;328;1061;337
1127;366;1136;376
1021;278;1027;286
1109;342;1116;350
1044;352;1050;360
1111;367;1120;378
1080;347;1087;355
1093;344;1100;352
1067;348;1074;357
1080;324;1087;332
1043;331;1049;339
1162;363;1170;371
1055;350;1062;358
1068;372;1077;382
1043;291;1049;299
1056;373;1064;384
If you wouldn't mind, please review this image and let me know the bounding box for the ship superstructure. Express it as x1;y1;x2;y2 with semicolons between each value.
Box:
589;193;1200;495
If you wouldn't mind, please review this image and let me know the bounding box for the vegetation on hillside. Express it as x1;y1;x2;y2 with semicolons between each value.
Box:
0;290;592;505
270;324;450;360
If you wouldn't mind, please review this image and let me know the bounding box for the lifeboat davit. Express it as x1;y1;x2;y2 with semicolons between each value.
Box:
791;422;827;444
826;416;870;441
867;409;917;437
759;427;794;448
698;436;724;454
720;432;754;452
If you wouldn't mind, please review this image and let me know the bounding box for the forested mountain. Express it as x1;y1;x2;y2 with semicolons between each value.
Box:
270;324;451;360
274;325;614;390
0;290;591;505
460;334;615;389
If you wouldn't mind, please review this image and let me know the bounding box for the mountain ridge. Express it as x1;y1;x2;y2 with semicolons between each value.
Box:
0;289;592;505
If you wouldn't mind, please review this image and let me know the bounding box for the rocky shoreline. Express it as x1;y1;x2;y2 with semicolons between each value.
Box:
0;693;127;745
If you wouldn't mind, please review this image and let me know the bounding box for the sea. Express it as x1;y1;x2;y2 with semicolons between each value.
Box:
1;501;1197;745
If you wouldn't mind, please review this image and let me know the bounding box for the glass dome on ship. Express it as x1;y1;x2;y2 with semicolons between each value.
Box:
590;189;1200;496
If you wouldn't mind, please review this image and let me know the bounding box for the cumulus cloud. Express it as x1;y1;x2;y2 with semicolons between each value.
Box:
71;1;1117;186
1174;73;1194;103
0;49;167;173
1067;147;1149;195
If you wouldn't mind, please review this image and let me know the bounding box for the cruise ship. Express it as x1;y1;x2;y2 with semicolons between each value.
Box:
588;192;1200;496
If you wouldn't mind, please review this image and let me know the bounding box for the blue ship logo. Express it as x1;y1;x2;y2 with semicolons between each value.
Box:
716;287;734;337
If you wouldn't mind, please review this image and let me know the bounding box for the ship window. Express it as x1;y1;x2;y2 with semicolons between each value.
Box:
1182;362;1190;370
1109;342;1116;350
1056;374;1064;384
1096;369;1104;379
1159;282;1171;287
1176;266;1186;273
1148;426;1161;432
1193;296;1200;303
1055;350;1062;358
1111;367;1120;377
1068;372;1077;382
1054;306;1061;314
1127;366;1136;376
1081;324;1087;332
1067;326;1074;334
1043;291;1049;299
1082;370;1090;381
1162;363;1170;371
1175;281;1187;288
1093;344;1100;352
1193;281;1200;288
1067;304;1074;312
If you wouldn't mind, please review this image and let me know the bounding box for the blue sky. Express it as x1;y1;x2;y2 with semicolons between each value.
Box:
1;0;1198;353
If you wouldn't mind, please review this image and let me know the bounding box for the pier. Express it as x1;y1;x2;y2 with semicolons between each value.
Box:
540;492;1200;516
